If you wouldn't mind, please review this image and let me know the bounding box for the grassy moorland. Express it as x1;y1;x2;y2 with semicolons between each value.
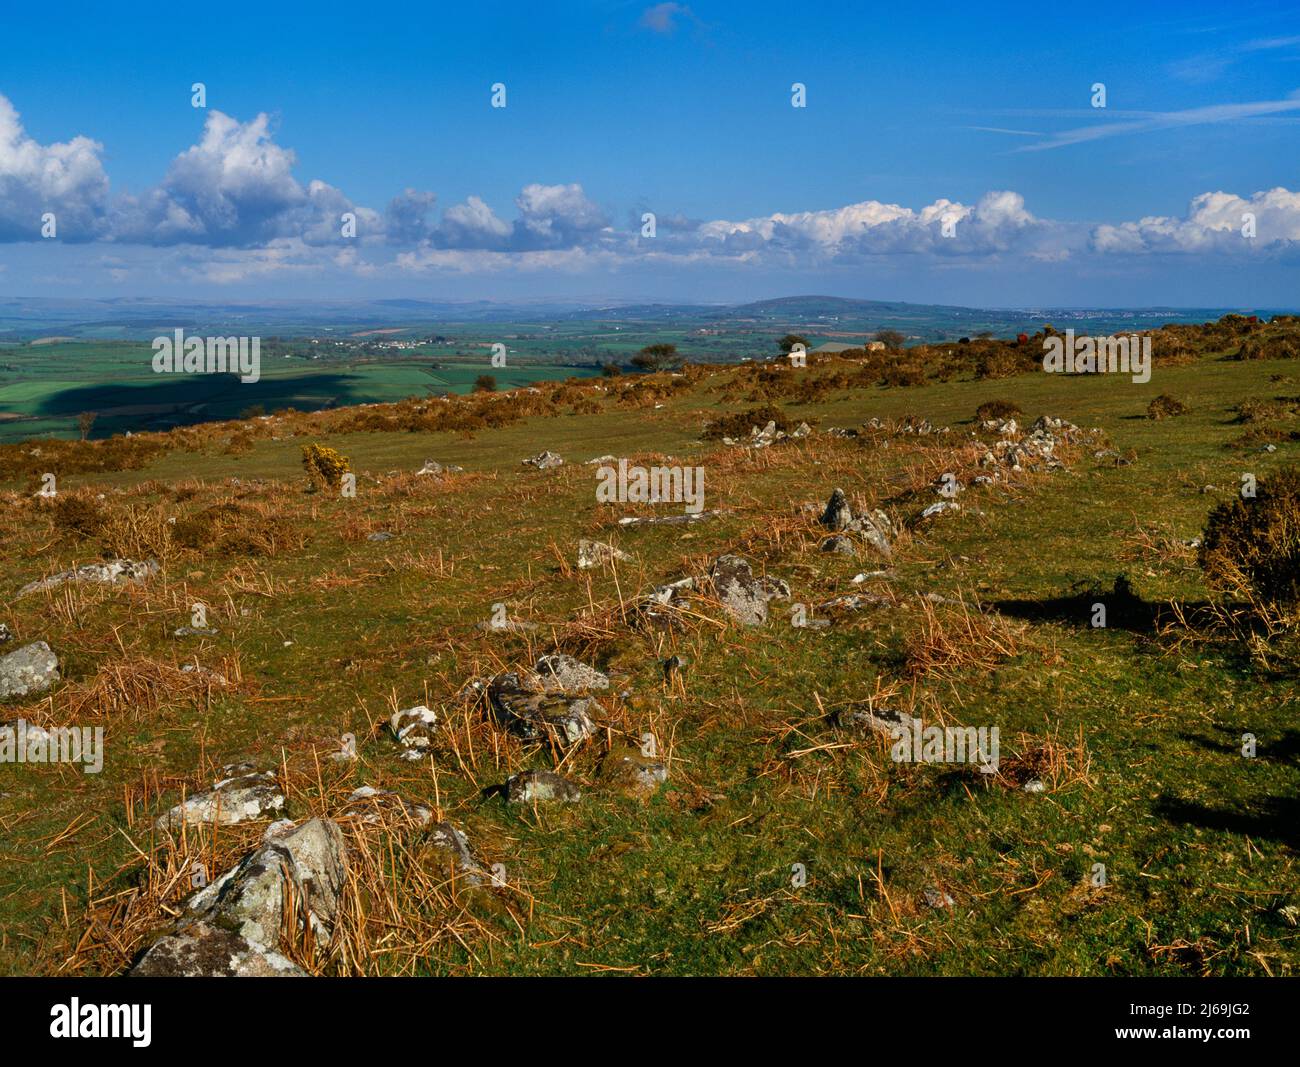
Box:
0;317;1297;976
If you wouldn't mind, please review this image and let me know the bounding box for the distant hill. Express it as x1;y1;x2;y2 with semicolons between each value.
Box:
0;294;1290;343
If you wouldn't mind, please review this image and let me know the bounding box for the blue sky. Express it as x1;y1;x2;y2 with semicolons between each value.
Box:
1;0;1299;306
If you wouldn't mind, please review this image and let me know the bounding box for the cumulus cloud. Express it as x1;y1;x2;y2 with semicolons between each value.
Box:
4;92;1298;282
1092;187;1300;253
438;195;512;250
688;190;1054;261
111;110;380;246
385;188;437;244
0;94;109;241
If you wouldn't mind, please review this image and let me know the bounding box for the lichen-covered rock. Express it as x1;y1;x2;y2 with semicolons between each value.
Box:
130;921;305;977
505;768;581;804
821;534;856;556
427;821;488;885
521;450;563;469
534;654;608;693
0;641;59;701
832;704;910;734
185;817;348;951
577;539;632;569
919;501;961;521
708;555;787;626
602;745;668;798
18;558;159;597
343;785;432;827
155;765;285;831
487;676;598;745
390;705;438;756
820;488;854;531
132;818;347;975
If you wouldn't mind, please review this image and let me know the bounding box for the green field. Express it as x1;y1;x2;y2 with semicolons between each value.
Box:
0;341;599;442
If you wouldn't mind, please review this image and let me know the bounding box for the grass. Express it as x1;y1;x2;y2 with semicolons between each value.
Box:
0;338;1297;976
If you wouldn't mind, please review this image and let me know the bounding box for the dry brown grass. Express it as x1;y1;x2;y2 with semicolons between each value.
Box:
904;595;1030;679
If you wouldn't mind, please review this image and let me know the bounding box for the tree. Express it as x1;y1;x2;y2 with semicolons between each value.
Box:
631;343;682;372
78;411;97;441
601;362;622;377
874;329;906;351
778;333;809;354
473;374;497;392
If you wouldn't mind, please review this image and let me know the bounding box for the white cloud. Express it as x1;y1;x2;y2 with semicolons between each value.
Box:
1092;187;1300;253
0;94;109;241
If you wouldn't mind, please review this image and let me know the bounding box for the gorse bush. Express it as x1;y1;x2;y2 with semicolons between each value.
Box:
301;443;351;490
1146;394;1188;420
702;404;792;440
1199;466;1300;607
174;501;310;557
47;493;108;538
975;399;1022;422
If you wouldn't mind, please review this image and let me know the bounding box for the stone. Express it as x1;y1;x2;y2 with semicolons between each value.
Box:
18;558;159;597
521;450;564;469
820;488;854;531
134;818;349;975
708;554;787;626
415;459;461;475
0;641;60;701
602;745;668;798
390;705;438;754
156;766;285;831
534;654;608;692
173;625;220;637
920;501;961;520
130;921;305;977
487;675;599;745
832;704;910;734
0;623;12;645
343;785;432;827
922;885;955;909
505;768;581;804
617;511;720;527
577;539;633;569
821;534;856;556
367;531;395;542
857;510;893;558
427;821;488;884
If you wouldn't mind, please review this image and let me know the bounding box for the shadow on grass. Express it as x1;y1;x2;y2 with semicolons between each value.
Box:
989;575;1196;635
1154;793;1300;850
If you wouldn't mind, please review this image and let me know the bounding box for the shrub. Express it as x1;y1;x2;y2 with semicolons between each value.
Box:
702;404;792;440
1199;467;1300;606
1235;333;1300;361
301;443;351;490
881;359;927;388
1146;394;1188;420
46;493;108;538
174;502;310;557
975;399;1022;422
473;374;497;392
